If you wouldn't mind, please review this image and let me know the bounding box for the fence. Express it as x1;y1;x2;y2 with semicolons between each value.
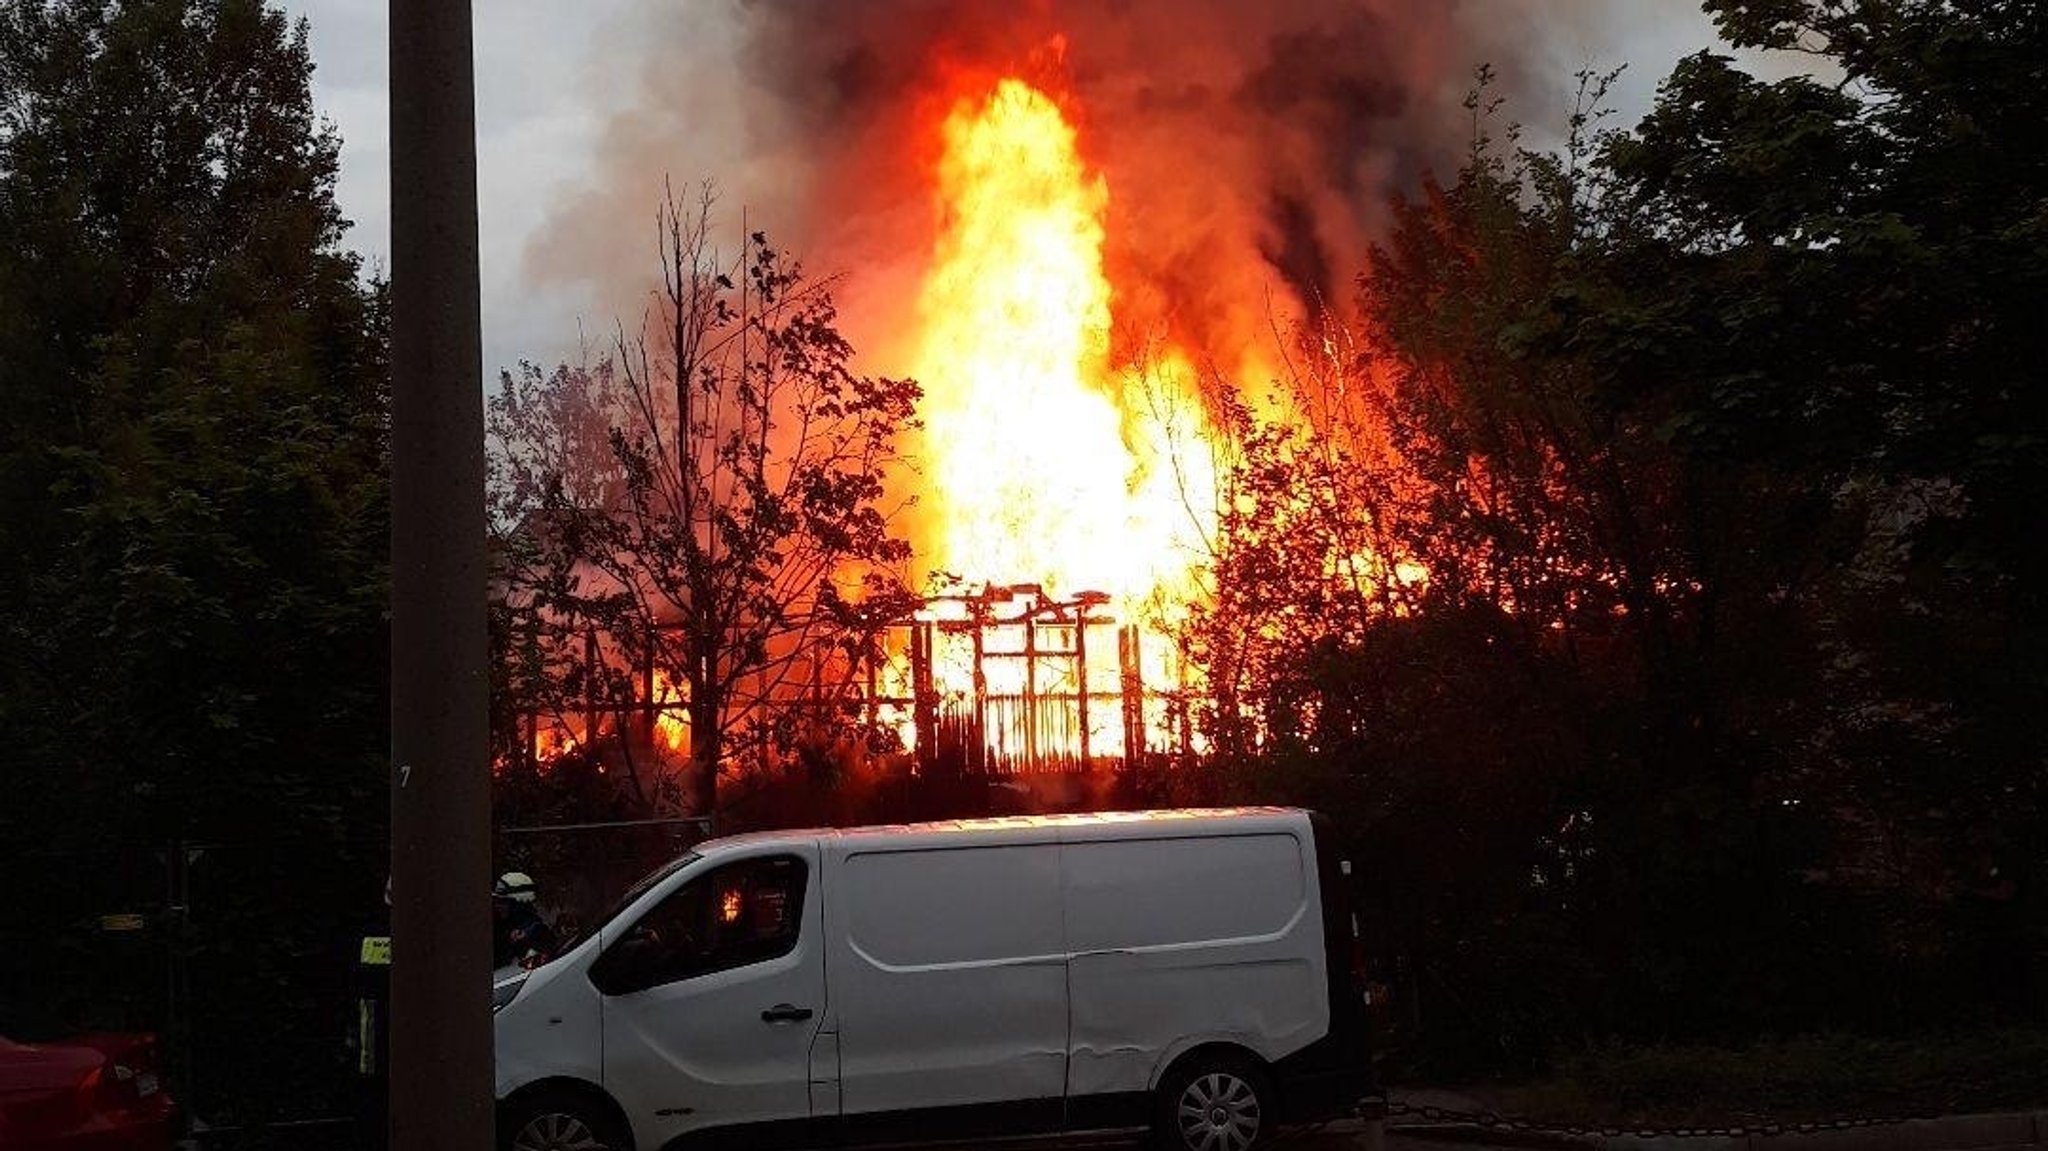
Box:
3;837;374;1138
493;816;712;951
4;818;713;1147
510;585;1204;783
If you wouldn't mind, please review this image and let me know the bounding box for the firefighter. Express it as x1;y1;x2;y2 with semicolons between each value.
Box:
492;871;558;969
347;875;391;1149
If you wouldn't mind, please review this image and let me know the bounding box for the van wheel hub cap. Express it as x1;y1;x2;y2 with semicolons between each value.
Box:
1177;1071;1261;1151
512;1112;606;1151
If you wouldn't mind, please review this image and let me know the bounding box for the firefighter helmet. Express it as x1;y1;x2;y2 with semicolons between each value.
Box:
493;871;538;904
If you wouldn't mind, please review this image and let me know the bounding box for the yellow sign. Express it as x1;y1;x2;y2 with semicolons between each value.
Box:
99;914;147;932
359;936;392;966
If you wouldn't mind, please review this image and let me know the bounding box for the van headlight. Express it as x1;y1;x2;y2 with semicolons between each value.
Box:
492;972;529;1012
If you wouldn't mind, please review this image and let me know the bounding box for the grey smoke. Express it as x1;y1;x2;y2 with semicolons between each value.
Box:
526;0;1726;376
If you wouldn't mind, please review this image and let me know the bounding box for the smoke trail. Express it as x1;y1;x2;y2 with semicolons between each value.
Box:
527;0;1665;378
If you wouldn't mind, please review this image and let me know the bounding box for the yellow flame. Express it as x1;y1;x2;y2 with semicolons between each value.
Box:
894;75;1219;764
652;670;688;753
910;78;1214;611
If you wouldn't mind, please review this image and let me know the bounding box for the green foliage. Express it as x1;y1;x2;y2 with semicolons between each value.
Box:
489;185;921;818
1201;2;2048;1074
1506;1027;2048;1127
0;0;386;845
0;0;387;1119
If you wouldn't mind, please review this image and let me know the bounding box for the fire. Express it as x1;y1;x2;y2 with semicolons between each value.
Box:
531;723;580;763
888;72;1220;766
910;77;1215;612
509;71;1288;779
511;669;688;772
651;669;689;753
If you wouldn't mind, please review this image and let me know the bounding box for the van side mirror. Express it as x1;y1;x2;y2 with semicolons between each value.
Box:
590;925;664;996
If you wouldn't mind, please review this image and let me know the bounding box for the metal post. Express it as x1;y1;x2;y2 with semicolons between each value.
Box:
971;621;988;775
583;627;600;754
162;841;190;1114
641;626;655;749
1074;620;1090;769
1022;615;1038;770
388;1;491;1148
912;622;937;772
864;635;879;741
1119;626;1144;764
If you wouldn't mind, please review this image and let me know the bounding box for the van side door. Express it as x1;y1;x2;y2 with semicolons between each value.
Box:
1063;833;1327;1109
593;845;826;1149
828;840;1069;1142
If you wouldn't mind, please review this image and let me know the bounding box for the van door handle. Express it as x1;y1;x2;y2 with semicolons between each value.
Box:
761;1004;813;1024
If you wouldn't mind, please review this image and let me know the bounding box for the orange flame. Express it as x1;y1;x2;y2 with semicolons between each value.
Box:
910;77;1216;613
651;669;689;754
890;73;1219;763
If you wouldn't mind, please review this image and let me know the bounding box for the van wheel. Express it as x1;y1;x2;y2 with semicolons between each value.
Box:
500;1088;631;1151
1155;1053;1271;1151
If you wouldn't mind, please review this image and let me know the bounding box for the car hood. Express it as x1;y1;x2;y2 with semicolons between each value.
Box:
0;1036;104;1094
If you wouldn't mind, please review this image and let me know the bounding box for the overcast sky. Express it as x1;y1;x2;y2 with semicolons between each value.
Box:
279;2;1753;378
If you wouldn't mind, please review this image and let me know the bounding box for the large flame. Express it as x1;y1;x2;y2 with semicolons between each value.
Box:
514;74;1234;777
910;77;1214;611
886;73;1220;765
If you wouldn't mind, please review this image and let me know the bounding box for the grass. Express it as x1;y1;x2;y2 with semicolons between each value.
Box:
1457;1028;2048;1129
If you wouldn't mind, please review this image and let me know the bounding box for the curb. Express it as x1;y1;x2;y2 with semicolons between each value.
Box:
1344;1108;2048;1151
1314;1117;1597;1150
1386;1120;1596;1149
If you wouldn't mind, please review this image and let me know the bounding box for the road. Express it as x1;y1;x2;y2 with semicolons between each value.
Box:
1286;1126;1525;1151
180;1128;1511;1150
176;1116;1509;1151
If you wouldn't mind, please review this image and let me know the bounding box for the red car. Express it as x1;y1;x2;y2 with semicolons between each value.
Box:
0;1031;180;1150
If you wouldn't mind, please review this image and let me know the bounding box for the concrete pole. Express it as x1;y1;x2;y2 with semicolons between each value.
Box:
388;2;491;1149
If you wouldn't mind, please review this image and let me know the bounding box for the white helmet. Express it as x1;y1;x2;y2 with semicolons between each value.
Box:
494;871;538;904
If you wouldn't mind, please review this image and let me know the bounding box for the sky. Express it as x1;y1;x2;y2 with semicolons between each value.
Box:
279;1;1760;379
284;0;646;376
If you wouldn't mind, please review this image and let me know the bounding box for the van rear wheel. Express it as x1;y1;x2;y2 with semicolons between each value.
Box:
1155;1054;1271;1151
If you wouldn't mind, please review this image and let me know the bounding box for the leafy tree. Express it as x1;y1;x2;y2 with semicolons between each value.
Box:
0;0;387;842
0;0;388;1116
1195;72;1821;1062
1200;0;2048;1065
1597;0;2048;1012
489;185;921;818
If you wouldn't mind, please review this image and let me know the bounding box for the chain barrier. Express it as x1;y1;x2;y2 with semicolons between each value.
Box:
1336;1096;1942;1142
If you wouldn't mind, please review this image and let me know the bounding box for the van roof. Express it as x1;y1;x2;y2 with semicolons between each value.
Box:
693;807;1309;857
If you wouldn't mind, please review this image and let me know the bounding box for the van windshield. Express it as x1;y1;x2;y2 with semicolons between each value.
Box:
591;852;700;940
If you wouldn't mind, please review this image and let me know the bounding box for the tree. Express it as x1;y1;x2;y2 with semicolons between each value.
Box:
490;185;921;818
0;0;389;1115
1187;73;1781;1065
1595;0;2048;1014
1196;13;2048;1061
0;0;387;856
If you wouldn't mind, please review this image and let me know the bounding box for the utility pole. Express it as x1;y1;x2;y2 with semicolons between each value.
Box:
388;3;491;1149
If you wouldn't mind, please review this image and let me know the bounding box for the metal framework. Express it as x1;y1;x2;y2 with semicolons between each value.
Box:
513;585;1197;777
884;584;1192;774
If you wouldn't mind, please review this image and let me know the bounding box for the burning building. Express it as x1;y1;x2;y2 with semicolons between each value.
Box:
507;0;1616;785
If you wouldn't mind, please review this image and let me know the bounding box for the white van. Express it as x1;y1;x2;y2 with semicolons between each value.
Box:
493;807;1372;1151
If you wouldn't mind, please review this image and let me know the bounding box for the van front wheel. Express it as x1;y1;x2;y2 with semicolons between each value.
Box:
1155;1054;1271;1151
499;1088;631;1151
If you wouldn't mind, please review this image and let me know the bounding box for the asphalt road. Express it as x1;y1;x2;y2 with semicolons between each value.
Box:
180;1119;1509;1151
1285;1128;1520;1151
184;1122;1507;1138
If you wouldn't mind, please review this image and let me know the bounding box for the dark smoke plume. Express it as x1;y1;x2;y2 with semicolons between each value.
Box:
530;0;1661;378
